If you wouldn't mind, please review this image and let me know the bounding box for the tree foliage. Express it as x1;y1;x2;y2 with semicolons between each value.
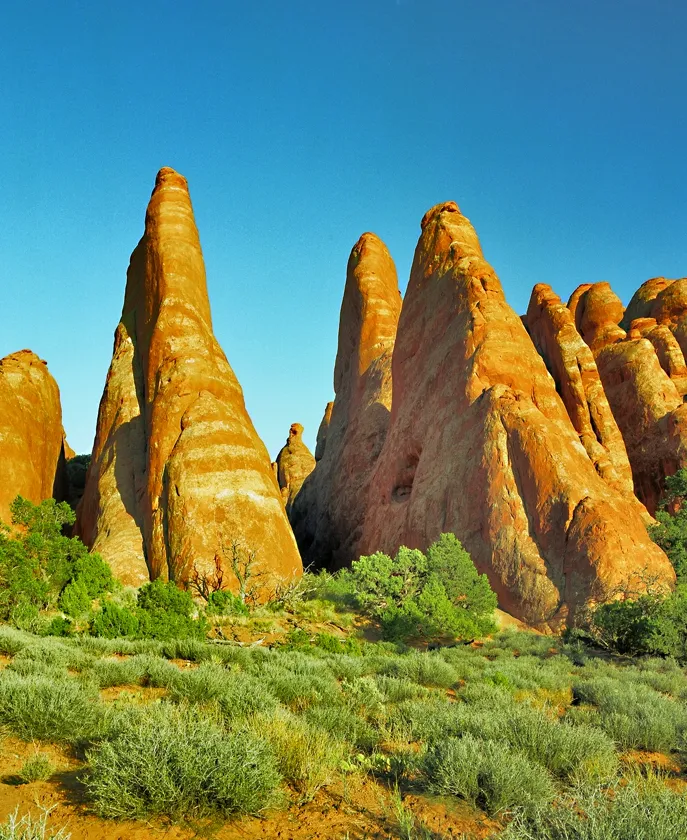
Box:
344;533;497;642
0;496;114;626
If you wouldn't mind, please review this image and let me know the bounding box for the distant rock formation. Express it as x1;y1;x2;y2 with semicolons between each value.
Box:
290;232;402;569
0;350;69;523
357;202;672;629
568;280;687;515
274;423;315;514
525;284;635;500
76;167;302;589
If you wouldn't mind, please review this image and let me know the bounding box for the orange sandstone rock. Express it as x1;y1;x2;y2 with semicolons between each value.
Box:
360;203;672;628
291;233;402;569
0;350;68;524
274;424;315;514
621;277;676;330
314;401;333;462
76;167;302;589
526;284;635;499
568;282;626;353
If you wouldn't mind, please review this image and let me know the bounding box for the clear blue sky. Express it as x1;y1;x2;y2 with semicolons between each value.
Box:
1;0;685;457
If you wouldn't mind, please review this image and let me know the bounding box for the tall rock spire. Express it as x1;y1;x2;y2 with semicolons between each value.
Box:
291;232;402;568
76;168;302;588
360;202;673;629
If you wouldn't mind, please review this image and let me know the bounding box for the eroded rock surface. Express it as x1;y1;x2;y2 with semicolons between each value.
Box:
274;424;316;514
358;203;672;628
291;233;402;569
568;282;626;353
0;350;69;524
76;167;302;588
526;284;635;499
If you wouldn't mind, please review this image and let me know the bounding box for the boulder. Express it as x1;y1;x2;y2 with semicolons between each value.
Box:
76;167;302;590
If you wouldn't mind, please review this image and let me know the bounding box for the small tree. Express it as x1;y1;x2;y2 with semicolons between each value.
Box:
345;534;497;642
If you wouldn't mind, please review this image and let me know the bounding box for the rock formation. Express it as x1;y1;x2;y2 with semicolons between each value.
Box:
0;350;69;523
525;284;635;500
290;232;402;569
76;167;302;589
274;423;315;514
566;280;687;514
357;202;672;629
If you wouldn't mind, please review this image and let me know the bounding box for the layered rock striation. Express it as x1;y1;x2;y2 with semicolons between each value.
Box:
0;350;69;523
525;284;635;501
567;280;687;515
290;233;402;569
76;167;302;588
357;203;672;628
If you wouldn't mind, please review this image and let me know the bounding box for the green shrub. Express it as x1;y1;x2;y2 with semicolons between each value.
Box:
502;771;687;839
262;712;345;801
343;534;496;642
0;496;114;627
136;580;207;640
0;807;71;840
304;704;380;751
86;704;280;819
90;602;140;638
422;734;555;817
572;676;687;752
0;672;104;743
43;616;73;638
206;589;249;616
18;754;54;783
649;468;687;584
57;580;91;617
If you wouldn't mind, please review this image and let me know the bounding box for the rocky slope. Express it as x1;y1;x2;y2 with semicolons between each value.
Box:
76;167;302;589
0;350;69;523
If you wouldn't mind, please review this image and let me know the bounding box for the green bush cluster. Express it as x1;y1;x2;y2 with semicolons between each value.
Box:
0;497;114;629
340;533;497;642
90;579;207;640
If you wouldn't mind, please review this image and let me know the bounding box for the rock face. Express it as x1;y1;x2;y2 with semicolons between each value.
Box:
0;350;69;524
566;280;687;515
290;232;402;569
525;284;635;500
568;282;626;353
358;202;672;628
274;424;315;514
76;167;302;589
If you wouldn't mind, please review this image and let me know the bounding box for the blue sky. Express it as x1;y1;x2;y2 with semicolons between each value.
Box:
1;0;685;457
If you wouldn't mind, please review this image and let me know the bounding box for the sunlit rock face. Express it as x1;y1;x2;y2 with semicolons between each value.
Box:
525;283;636;502
358;202;673;629
0;350;69;524
76;167;302;589
274;423;315;514
568;278;687;516
290;232;402;570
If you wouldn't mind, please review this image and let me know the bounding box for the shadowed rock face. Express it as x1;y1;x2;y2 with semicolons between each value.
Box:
525;284;636;501
0;350;69;524
76;167;302;588
358;202;673;629
290;232;402;569
274;424;315;514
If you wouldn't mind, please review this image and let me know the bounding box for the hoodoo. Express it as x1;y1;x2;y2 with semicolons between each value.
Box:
76;168;302;589
274;423;315;514
357;202;672;628
290;232;402;569
0;350;69;524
